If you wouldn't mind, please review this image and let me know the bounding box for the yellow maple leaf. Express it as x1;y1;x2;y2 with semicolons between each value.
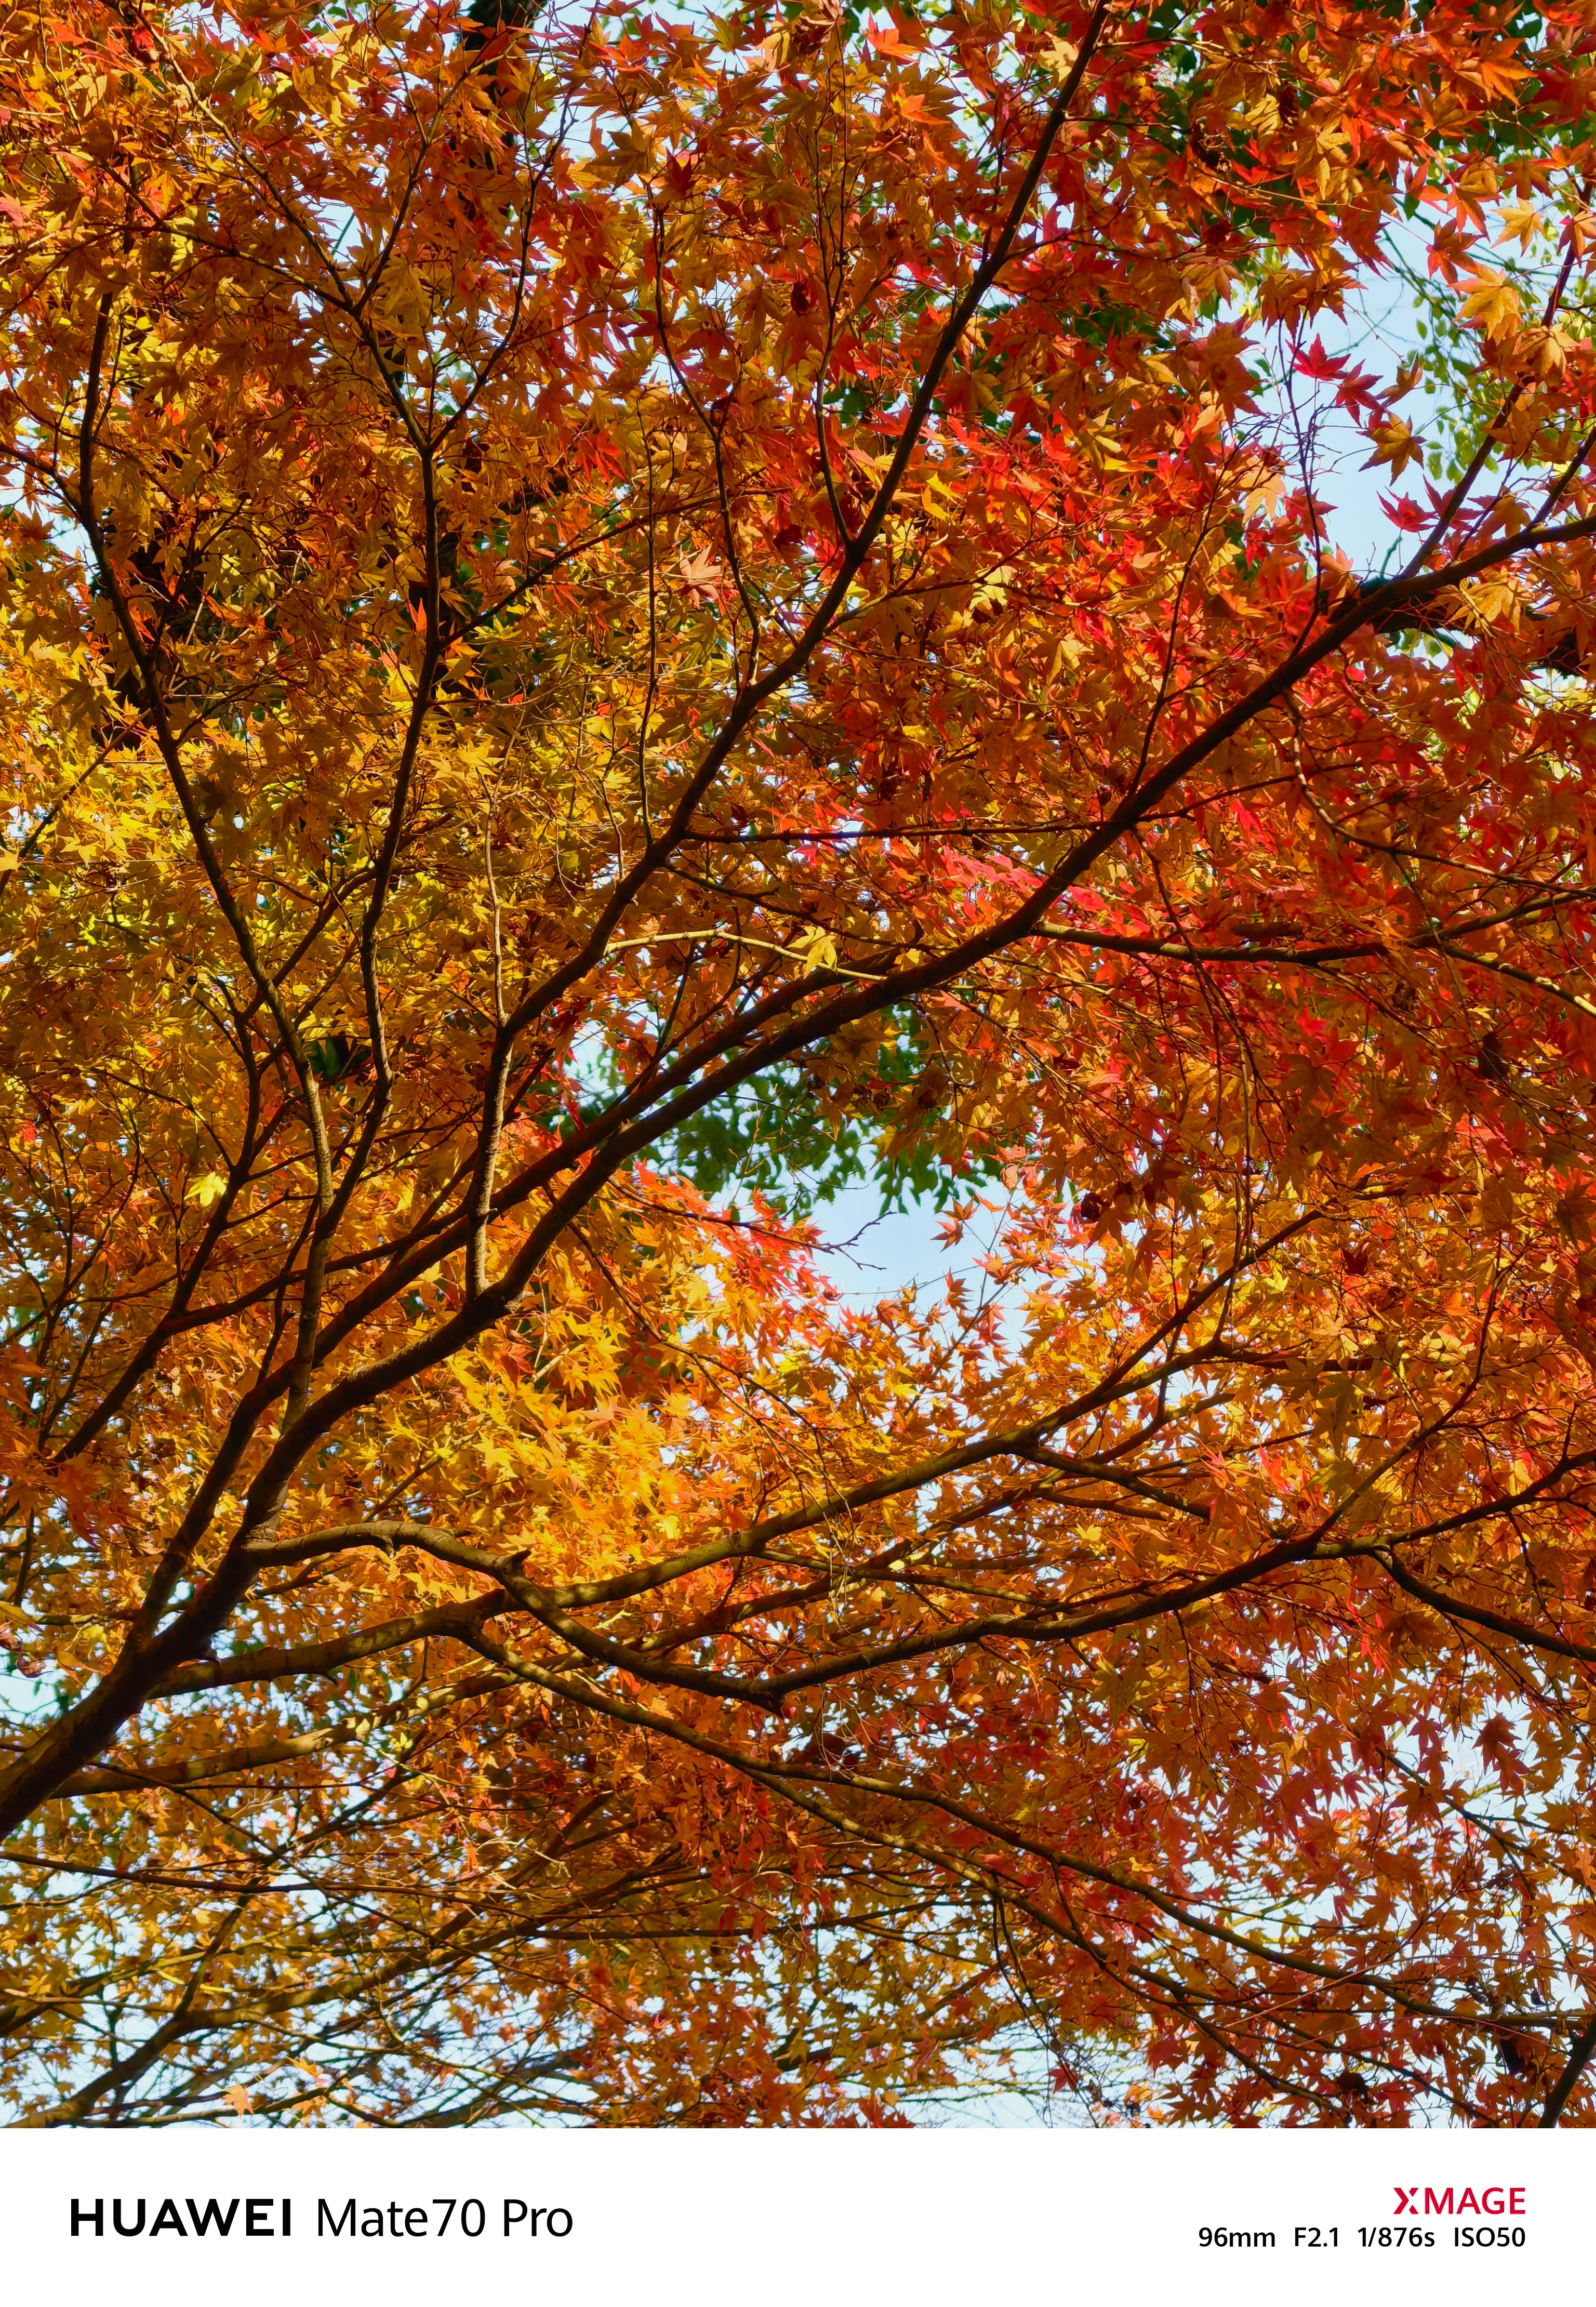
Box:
791;925;839;974
1362;417;1422;477
1459;268;1521;339
1495;200;1540;251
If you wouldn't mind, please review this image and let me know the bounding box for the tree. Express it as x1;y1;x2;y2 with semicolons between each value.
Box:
2;0;1596;2127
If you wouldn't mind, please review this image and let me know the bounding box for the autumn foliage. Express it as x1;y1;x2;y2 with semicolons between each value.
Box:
3;0;1596;2125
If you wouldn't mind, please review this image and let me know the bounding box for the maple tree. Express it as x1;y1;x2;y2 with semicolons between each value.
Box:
2;0;1596;2128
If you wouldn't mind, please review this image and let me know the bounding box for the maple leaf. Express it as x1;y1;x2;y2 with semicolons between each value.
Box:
1333;363;1382;421
1292;334;1349;382
1363;417;1422;479
675;543;725;604
1459;267;1522;339
791;925;839;974
1496;200;1541;253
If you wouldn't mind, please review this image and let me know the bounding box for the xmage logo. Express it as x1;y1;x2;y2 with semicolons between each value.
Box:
1392;2189;1526;2217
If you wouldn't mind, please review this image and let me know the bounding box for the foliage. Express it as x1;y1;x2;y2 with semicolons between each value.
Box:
1;0;1595;2127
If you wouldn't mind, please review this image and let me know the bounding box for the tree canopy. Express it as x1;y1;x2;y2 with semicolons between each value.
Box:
3;0;1596;2126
